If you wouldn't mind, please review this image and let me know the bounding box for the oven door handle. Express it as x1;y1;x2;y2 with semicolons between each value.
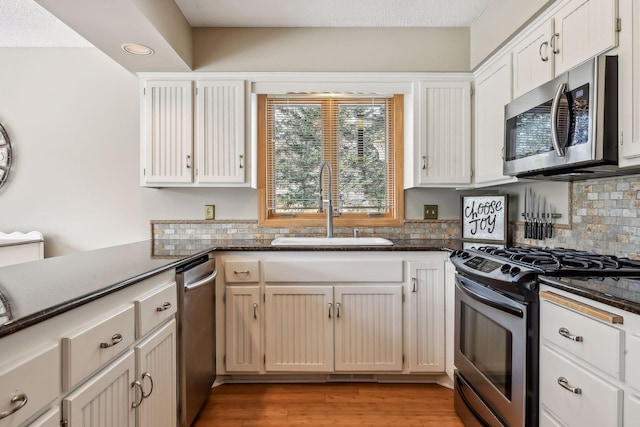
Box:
457;276;524;318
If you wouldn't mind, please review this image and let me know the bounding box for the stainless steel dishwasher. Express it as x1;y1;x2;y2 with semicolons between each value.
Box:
176;254;217;427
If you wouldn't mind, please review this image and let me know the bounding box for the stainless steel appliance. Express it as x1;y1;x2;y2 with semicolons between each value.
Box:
450;246;640;427
176;254;217;427
503;56;618;180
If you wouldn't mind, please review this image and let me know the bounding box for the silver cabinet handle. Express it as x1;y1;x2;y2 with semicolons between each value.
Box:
131;381;144;408
253;303;258;319
141;372;154;399
100;333;123;348
0;393;28;419
336;302;341;318
558;377;582;394
239;154;244;169
234;270;250;276
422;156;427;170
328;303;332;318
156;302;172;312
186;155;192;169
559;327;583;342
411;277;417;293
539;41;549;61
551;33;560;54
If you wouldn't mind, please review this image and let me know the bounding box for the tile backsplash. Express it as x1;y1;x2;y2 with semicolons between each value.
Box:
514;174;640;259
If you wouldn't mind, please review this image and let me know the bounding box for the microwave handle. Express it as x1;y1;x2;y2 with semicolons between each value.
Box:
551;83;567;157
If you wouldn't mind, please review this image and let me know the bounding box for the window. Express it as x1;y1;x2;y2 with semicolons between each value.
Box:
258;94;404;226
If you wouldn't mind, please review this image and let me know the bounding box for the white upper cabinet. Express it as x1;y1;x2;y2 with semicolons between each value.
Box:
140;79;247;187
473;54;517;187
141;81;194;185
195;81;246;184
512;19;556;98
551;0;618;75
511;0;618;100
618;0;640;167
416;80;472;186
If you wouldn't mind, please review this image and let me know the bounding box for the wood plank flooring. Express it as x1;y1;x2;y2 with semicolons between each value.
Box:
193;383;465;426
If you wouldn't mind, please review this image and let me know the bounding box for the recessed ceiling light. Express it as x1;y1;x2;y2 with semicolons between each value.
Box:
121;43;154;56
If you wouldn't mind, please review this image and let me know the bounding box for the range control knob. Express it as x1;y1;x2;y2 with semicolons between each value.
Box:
500;264;511;274
461;251;471;259
509;266;521;277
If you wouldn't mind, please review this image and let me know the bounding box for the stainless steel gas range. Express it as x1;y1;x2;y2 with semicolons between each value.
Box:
450;246;640;427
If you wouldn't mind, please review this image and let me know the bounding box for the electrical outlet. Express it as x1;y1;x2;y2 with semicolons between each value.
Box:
423;204;438;219
205;205;215;220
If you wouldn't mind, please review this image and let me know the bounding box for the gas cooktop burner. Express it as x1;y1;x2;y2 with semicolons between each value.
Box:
474;246;640;278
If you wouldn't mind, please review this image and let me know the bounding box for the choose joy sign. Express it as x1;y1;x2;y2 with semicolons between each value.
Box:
462;195;507;242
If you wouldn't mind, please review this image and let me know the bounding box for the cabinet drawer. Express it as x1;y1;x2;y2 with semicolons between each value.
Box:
62;304;135;391
135;281;177;338
0;344;59;427
541;299;623;379
225;260;260;283
540;345;622;427
264;259;403;282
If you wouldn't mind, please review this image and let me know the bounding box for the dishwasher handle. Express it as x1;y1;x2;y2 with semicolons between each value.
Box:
185;270;218;292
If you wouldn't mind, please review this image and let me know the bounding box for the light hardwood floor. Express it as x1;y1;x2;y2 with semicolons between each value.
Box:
193;383;465;426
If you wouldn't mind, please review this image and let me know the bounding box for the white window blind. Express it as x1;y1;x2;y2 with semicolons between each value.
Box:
265;95;397;217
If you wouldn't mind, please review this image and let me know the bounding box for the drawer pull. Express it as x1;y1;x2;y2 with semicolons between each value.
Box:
558;377;582;394
328;303;332;318
141;372;154;398
336;302;341;318
156;302;172;312
0;393;28;419
234;270;250;277
411;277;417;293
559;327;583;342
100;333;123;348
131;381;144;408
253;303;258;319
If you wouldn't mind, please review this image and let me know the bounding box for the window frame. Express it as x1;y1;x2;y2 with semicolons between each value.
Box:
257;93;404;227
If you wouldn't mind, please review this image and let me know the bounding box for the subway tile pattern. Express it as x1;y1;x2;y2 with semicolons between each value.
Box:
514;175;640;260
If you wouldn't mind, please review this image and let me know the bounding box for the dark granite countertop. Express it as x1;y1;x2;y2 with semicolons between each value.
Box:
0;238;460;339
0;240;211;339
539;276;640;316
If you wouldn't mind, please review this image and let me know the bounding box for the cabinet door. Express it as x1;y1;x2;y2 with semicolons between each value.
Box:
225;286;261;372
512;19;555;98
474;54;516;186
417;81;471;185
141;81;193;185
618;0;640;166
406;261;445;373
264;286;333;372
195;80;246;184
62;351;135;427
334;285;403;371
135;320;177;427
552;0;618;75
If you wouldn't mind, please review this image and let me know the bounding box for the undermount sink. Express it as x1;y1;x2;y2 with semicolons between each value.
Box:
271;237;394;246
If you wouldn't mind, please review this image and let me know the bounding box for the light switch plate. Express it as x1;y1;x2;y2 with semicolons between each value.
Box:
205;205;215;220
423;204;438;219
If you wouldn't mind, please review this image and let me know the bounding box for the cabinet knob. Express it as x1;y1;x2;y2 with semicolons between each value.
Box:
558;327;583;342
100;333;123;348
156;302;172;312
141;372;154;398
557;377;582;394
131;381;144;408
0;393;28;420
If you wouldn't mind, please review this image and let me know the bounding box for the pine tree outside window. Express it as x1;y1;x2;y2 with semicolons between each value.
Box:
258;94;404;227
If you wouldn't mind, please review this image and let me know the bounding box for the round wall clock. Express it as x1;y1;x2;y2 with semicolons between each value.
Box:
0;123;12;190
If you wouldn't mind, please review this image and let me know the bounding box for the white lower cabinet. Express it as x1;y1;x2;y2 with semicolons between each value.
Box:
134;320;177;427
62;351;136;426
264;284;403;373
406;261;445;373
225;286;261;372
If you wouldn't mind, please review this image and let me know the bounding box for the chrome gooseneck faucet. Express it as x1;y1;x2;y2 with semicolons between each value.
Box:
318;161;334;238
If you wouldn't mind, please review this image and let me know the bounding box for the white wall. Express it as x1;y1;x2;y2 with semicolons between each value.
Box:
0;48;256;256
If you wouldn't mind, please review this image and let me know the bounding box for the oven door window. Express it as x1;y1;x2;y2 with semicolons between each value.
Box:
460;301;513;400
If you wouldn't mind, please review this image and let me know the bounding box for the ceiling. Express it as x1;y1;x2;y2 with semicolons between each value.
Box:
2;0;494;47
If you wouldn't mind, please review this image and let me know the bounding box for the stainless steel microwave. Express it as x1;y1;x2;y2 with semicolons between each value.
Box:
503;56;618;180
